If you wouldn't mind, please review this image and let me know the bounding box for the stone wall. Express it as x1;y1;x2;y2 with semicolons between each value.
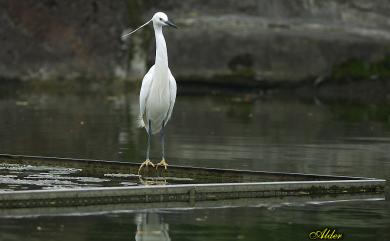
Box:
0;0;390;86
146;0;390;84
0;0;129;80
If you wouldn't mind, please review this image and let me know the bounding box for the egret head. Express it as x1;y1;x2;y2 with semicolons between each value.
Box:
122;12;177;40
152;12;178;29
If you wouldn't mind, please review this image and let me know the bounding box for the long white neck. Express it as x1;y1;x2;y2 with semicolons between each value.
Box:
153;24;168;74
151;24;170;96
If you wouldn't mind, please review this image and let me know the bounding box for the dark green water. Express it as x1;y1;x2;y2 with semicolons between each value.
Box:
0;91;389;241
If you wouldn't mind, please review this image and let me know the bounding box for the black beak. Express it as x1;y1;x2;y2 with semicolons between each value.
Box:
165;19;178;29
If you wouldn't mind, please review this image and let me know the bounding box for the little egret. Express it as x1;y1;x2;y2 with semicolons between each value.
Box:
122;12;178;175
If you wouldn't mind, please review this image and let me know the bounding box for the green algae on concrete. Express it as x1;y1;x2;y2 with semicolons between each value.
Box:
330;56;390;81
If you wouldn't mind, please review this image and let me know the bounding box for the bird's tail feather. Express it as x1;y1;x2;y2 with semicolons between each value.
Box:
137;115;145;128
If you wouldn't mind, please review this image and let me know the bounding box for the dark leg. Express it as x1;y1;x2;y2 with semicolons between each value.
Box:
138;120;155;175
160;120;165;160
146;120;152;160
156;121;168;170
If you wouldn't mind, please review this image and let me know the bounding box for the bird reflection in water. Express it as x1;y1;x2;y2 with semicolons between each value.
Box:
134;212;171;241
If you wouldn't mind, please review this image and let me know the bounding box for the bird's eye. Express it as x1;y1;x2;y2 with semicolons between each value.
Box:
159;17;163;20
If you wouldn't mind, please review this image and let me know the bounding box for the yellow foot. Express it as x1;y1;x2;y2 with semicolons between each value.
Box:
156;159;168;170
139;177;167;186
138;159;155;175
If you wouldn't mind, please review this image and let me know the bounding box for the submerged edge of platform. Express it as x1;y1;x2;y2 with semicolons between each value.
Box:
0;153;377;182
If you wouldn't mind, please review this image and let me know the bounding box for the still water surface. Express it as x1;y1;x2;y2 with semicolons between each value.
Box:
0;91;389;240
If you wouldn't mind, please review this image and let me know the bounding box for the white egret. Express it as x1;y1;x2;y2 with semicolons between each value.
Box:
122;12;178;174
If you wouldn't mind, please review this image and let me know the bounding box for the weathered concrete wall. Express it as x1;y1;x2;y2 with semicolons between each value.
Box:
1;0;390;86
0;0;129;80
146;0;390;84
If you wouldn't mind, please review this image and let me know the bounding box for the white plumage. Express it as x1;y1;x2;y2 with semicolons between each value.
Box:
123;12;178;173
138;65;177;134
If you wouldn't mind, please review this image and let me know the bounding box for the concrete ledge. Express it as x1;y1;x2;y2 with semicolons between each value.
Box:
0;154;385;210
